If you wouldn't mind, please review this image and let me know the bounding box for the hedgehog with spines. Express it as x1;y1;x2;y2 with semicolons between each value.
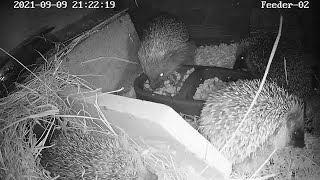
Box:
198;79;305;170
233;32;313;99
40;129;158;180
138;13;196;89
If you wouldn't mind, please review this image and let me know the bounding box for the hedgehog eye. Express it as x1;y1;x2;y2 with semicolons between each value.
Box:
160;73;164;77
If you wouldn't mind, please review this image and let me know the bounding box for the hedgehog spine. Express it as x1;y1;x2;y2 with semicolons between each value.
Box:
198;79;305;165
138;14;196;89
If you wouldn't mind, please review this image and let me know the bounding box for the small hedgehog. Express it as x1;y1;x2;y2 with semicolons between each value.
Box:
233;33;275;74
198;79;305;167
234;33;313;99
138;13;196;89
40;129;158;180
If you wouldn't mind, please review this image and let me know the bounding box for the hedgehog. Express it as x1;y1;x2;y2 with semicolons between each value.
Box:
138;13;196;89
198;79;305;168
40;129;158;180
233;33;276;74
233;32;313;99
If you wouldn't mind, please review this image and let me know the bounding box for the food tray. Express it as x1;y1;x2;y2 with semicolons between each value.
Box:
134;65;254;116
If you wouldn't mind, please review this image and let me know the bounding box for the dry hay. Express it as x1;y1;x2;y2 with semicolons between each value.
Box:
0;11;319;180
0;44;215;179
0;39;100;179
0;10;214;180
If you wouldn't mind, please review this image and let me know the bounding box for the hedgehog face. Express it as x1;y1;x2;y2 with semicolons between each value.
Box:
146;71;164;90
145;57;182;89
233;54;248;71
286;107;305;148
234;45;249;71
143;45;195;90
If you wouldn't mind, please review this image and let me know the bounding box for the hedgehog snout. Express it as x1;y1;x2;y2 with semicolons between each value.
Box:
149;71;169;89
287;115;305;148
150;81;161;89
290;127;305;148
145;69;163;89
233;54;248;71
149;77;162;89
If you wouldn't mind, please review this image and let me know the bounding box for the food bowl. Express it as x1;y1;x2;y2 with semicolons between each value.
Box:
134;65;254;116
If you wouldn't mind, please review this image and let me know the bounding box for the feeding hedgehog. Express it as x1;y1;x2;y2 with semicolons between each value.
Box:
198;79;305;173
138;13;196;89
40;129;158;180
233;32;313;99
